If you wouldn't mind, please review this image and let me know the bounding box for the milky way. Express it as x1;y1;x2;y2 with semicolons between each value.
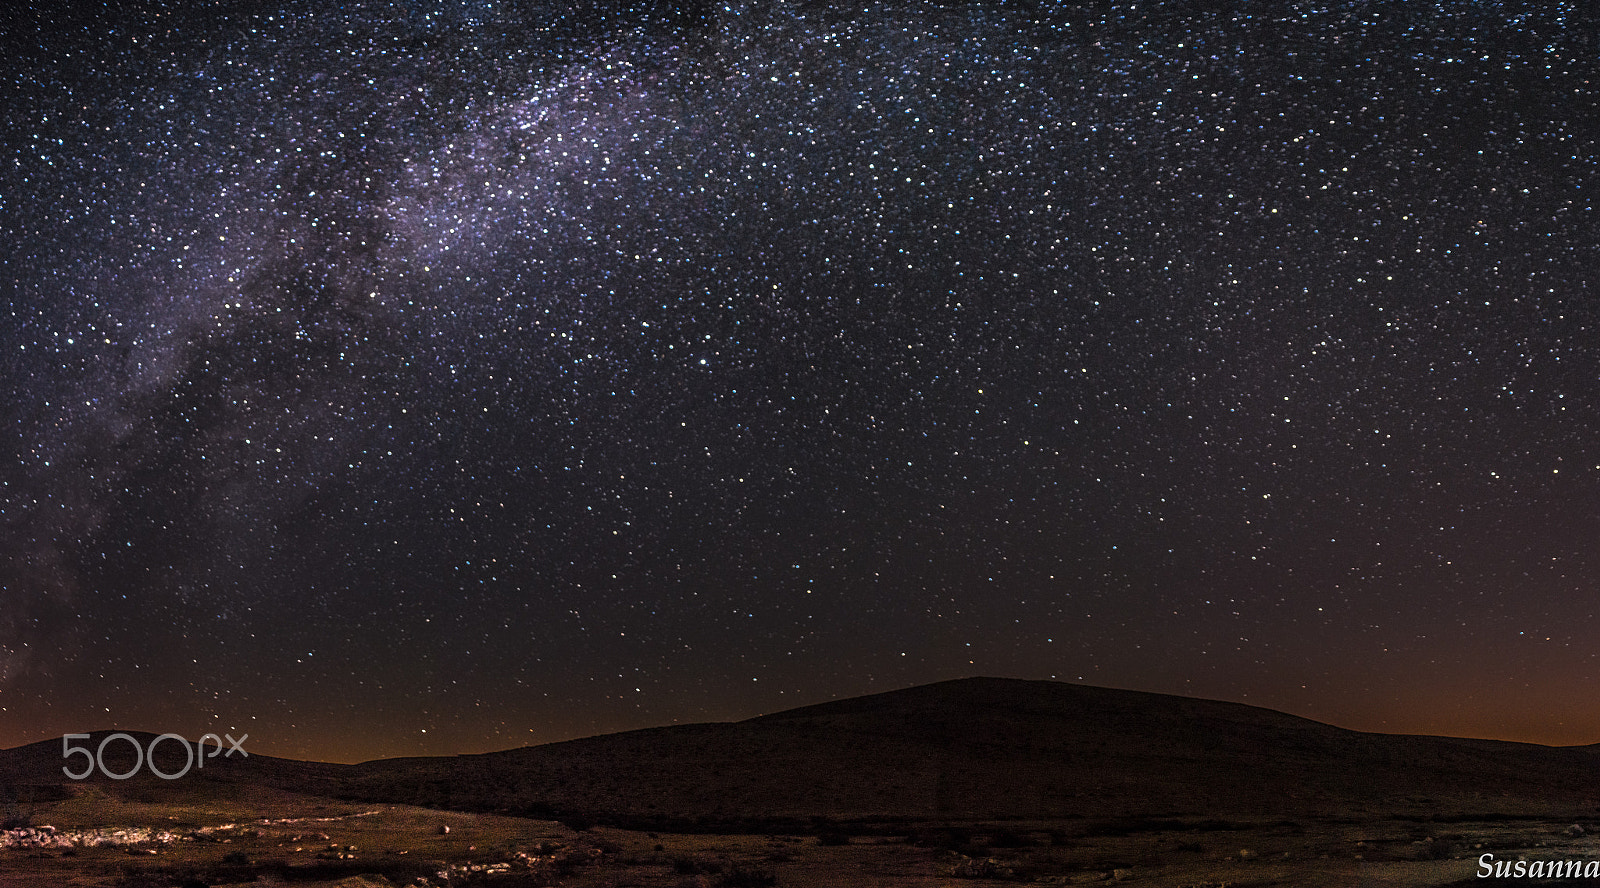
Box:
5;1;1600;759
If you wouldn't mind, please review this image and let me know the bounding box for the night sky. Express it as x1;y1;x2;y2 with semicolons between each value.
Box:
4;0;1600;763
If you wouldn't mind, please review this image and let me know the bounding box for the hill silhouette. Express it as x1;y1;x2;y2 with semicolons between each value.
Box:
0;729;353;815
335;678;1600;822
8;679;1600;825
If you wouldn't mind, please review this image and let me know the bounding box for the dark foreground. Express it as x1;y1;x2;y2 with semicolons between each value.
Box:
5;785;1600;888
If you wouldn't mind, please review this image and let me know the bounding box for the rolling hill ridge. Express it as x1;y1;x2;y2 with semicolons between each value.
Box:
337;678;1600;821
7;678;1599;823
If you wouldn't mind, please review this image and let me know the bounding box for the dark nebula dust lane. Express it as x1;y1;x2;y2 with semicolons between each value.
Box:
4;1;1600;761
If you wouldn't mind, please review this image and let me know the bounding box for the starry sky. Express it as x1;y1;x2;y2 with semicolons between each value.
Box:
3;0;1599;763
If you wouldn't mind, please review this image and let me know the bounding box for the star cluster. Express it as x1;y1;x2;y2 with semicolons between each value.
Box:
4;1;1600;760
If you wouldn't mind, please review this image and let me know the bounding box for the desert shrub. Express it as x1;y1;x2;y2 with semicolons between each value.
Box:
988;828;1034;848
559;814;595;832
220;851;249;866
243;857;436;883
457;873;561;887
1082;817;1240;837
1081;817;1185;837
717;863;778;887
1412;839;1456;861
913;826;972;850
520;801;558;818
673;855;724;875
948;857;1017;880
1421;812;1543;824
113;865;172;888
113;866;210;888
0;793;31;829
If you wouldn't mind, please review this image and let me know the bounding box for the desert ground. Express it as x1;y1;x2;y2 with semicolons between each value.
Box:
10;683;1600;886
5;784;1599;888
